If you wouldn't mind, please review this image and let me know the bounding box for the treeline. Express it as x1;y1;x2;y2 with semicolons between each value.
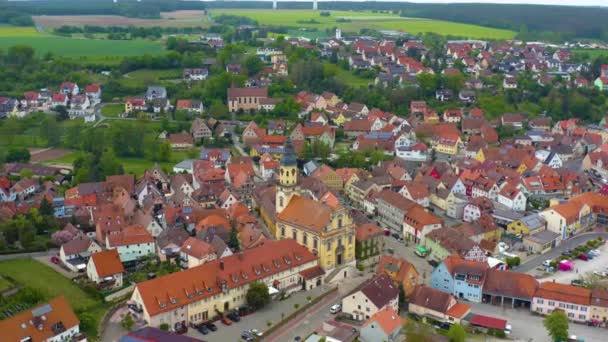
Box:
203;1;608;42
7;0;206;19
213;14;258;27
54;25;208;40
0;3;33;26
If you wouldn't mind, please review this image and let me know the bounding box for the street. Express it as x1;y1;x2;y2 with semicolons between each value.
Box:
517;232;608;272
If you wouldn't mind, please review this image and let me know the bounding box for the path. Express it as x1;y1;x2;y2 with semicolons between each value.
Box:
0;249;58;261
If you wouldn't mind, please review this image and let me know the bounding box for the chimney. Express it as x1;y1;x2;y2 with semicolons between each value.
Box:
220;260;224;270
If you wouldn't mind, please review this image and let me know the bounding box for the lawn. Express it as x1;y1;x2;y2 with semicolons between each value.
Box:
210;9;515;39
0;277;13;292
101;104;125;118
0;259;109;337
335;68;372;87
0;26;164;57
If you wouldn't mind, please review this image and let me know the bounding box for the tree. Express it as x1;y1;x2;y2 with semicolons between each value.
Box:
243;55;264;77
6;147;30;163
228;225;240;252
544;310;569;341
159;323;169;331
121;313;135;331
39;197;53;217
447;323;466;342
246;282;271;310
54;105;69;121
19;168;33;179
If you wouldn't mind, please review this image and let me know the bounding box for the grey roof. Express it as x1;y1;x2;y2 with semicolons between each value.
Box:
280;138;297;167
303;160;320;175
520;213;546;231
173;159;194;171
492;209;524;221
525;230;559;244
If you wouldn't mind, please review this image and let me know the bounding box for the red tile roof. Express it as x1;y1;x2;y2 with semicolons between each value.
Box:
535;281;591;306
469;314;507;330
90;249;124;277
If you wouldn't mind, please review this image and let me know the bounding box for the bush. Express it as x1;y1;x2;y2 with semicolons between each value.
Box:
159;323;169;331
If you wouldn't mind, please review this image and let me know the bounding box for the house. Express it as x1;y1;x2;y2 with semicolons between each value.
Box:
356;223;384;267
507;213;546;236
51;93;68;107
503;76;517;89
0;296;83;342
359;307;403;342
398;181;430;208
130;240;322;330
87;249;124;289
408;285;471;324
179;237;217;269
85;84;102;104
501;113;524;128
443;109;462;123
342;275;399;321
11;178;39;199
60;81;79;95
176;100;204;114
523;230;560;254
311;164;343;191
146;86;167;101
590;288;608;324
59;237;102;272
430;255;488;302
374;190;416;233
402;206;443;243
539;199;592;239
167;132;194;149
433;133;461;155
497;183;527;212
463;197;493;222
424;227;487;263
376;255;419;298
227;87;268;112
106;224;155;263
532;282;591;322
190;118;212;142
183;68;208;81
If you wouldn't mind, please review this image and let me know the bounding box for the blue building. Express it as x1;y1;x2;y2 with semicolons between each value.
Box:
430;255;488;303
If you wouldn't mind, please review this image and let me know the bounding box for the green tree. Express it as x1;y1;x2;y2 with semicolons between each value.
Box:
41;116;61;146
209;100;230;120
39;197;53;217
6;147;31;163
121;313;135;331
447;323;466;342
246;282;271;310
99;149;124;178
19;168;33;179
228;225;240;252
544;310;569;341
243;55;264;77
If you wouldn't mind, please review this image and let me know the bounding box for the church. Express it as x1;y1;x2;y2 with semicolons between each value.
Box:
274;139;357;278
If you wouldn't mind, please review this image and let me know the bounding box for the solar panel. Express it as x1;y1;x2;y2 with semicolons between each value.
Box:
31;304;52;317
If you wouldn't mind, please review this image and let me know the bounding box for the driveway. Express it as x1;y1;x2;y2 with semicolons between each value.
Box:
34;255;80;279
517;232;608;273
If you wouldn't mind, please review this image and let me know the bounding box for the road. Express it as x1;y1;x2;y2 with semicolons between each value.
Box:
0;249;58;261
517;232;608;273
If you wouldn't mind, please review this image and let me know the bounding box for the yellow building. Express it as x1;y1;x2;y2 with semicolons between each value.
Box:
434;134;460;155
275;140;356;274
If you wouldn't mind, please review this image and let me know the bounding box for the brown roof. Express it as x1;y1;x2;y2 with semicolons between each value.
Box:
535;281;591;306
135;239;317;316
277;195;332;233
61;237;93;256
410;285;453;314
90;249;124;277
0;296;80;342
375;190;417;212
483;269;538;300
299;265;326;280
592;288;608;308
363;307;404;334
107;224;154;247
181;237;216;259
227;87;267;98
356;223;383;241
351;275;399;309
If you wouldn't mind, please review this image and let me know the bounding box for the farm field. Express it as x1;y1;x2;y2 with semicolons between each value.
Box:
29;148;73;163
33;10;209;28
210;9;516;39
100;104;125;118
0;259;109;337
573;49;608;58
0;26;164;56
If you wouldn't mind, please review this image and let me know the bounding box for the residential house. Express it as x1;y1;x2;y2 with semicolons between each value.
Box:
59;237;102;272
539;200;591;239
85;84;102;104
190;118;212;142
590;288;608;324
311;164;343;191
106;225;155;263
342;275;399;321
430;255;488;302
507;213;546;236
398;182;430;207
130;240;322;330
359;307;403;342
408;285;471;324
0;296;83;342
183;68;208;81
176;100;204;115
87;249;124;289
167;132;194;149
376;255;419;298
424;227;487;263
60;81;79;95
433;133;461;155
497;183;527;212
374;190;416;233
532;282;591;323
179;237;217;269
356;223;384;267
403;206;443;243
146;86;167;101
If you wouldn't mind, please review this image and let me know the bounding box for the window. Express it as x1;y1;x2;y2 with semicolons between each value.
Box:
292;230;297;240
313;238;318;249
537;299;544;304
303;233;308;245
579;314;586;319
281;226;285;237
548;301;555;306
279;196;284;208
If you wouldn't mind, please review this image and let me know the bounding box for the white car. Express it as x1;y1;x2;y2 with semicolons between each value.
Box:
330;304;342;314
594;270;608;277
590;249;601;256
250;329;263;336
542;260;552;267
504;324;512;335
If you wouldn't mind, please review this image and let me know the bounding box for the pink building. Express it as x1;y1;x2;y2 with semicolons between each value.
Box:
532;282;591;322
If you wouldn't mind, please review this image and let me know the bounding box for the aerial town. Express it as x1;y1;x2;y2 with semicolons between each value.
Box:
2;1;608;342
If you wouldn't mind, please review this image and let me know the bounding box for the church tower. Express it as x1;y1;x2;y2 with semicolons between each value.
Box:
276;138;299;214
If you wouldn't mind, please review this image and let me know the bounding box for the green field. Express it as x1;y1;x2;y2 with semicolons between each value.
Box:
335;68;372;87
124;68;182;86
100;104;124;118
573;49;608;58
0;259;108;337
211;10;515;39
0;277;13;292
0;26;164;56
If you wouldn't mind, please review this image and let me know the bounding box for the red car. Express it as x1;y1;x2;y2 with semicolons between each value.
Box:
578;254;589;261
50;256;60;264
221;317;232;326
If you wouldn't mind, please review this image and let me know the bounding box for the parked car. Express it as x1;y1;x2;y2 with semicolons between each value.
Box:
250;329;263;336
241;331;254;341
330;304;342;314
594;270;608;277
542;260;552;267
578;254;589;261
571;279;587;287
562;250;573;257
590;249;601;256
197;325;209;335
127;304;143;314
221;317;233;325
50;256;60;264
391;233;401;240
384;229;391;236
227;311;241;322
206;323;218;331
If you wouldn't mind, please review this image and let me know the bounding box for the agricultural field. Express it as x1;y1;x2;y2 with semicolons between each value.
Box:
100;104;125;118
0;259;109;337
210;9;516;39
573;49;608;59
33;10;209;29
0;26;164;56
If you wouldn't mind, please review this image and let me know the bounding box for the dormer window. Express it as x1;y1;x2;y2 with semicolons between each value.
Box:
284;256;292;265
170;297;177;304
273;260;281;268
294;254;303;261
